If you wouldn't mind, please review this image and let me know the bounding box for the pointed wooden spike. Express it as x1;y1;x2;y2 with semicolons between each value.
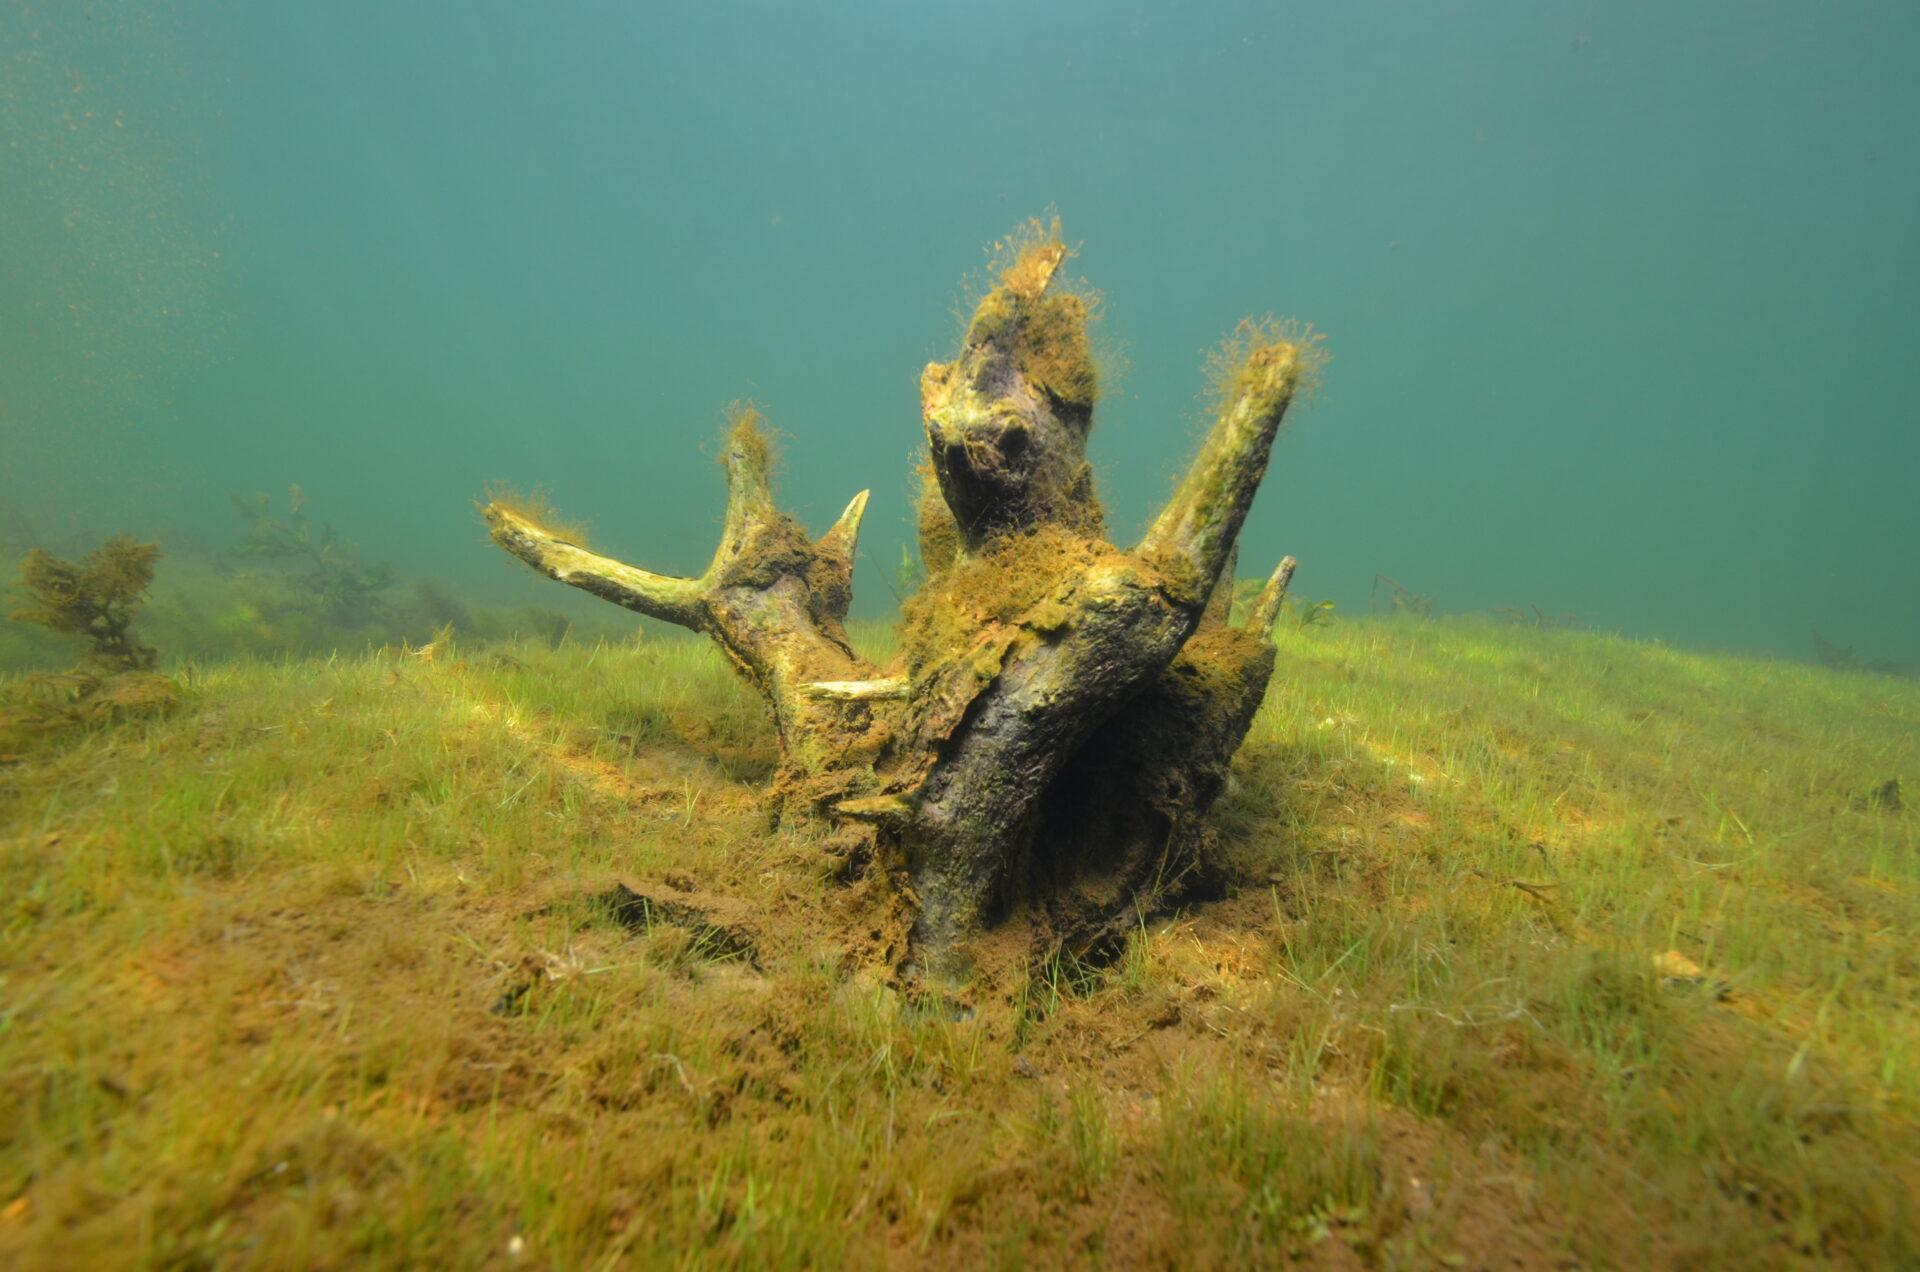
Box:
717;410;777;553
817;489;870;566
1248;555;1298;634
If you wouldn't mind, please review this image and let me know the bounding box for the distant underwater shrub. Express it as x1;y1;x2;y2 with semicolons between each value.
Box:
0;510;603;675
1811;627;1909;677
1370;572;1433;618
1492;604;1586;631
231;485;394;625
1291;597;1337;628
10;535;162;670
4;535;179;753
213;486;584;657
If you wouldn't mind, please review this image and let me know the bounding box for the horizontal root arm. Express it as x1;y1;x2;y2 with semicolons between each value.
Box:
484;506;708;629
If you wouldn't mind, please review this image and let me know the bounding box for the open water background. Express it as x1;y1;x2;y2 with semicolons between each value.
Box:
4;1;1915;666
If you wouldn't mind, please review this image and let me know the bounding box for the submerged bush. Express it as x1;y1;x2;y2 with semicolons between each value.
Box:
231;485;393;625
10;535;161;670
4;536;179;754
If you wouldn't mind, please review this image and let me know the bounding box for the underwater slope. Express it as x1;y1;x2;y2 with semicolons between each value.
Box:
0;619;1914;1267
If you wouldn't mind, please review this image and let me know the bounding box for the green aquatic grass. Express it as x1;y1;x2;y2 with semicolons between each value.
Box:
0;617;1913;1267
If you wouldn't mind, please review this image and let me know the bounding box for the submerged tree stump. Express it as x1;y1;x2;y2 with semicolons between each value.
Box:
485;222;1317;979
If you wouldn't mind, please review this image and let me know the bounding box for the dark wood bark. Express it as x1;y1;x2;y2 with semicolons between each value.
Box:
484;223;1314;979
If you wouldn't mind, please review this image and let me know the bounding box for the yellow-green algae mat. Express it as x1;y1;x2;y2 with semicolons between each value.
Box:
1;618;1914;1267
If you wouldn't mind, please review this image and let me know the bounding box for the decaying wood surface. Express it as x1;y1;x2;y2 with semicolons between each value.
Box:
486;220;1315;978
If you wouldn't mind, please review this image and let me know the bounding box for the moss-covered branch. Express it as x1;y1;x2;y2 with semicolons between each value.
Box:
483;410;886;802
483;509;708;628
1138;328;1313;602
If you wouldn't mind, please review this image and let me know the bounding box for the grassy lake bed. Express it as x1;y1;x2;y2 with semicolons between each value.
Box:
2;616;1913;1267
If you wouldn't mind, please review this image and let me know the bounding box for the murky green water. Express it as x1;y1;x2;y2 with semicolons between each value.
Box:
4;1;1915;666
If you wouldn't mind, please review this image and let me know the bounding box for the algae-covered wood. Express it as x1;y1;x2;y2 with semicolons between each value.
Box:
483;220;1316;977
